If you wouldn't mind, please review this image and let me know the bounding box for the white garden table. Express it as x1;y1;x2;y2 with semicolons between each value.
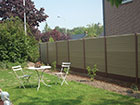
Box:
28;66;51;91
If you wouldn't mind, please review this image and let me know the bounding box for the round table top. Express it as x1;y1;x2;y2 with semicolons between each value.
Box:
28;66;51;70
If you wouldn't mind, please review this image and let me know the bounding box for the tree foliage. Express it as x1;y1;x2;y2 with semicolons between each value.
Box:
0;0;48;39
69;27;85;35
0;17;39;62
49;36;54;42
42;23;52;33
43;23;103;38
66;24;103;37
86;23;103;37
41;29;70;42
68;23;103;37
0;0;48;27
107;0;122;7
54;26;67;35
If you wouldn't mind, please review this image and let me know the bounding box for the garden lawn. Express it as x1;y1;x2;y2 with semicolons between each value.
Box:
0;69;140;105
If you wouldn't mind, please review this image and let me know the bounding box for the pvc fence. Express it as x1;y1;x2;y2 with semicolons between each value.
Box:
39;34;140;83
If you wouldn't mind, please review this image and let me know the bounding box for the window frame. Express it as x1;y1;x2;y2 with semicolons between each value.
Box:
122;0;133;4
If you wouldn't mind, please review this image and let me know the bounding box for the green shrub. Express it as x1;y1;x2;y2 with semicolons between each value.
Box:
0;61;27;69
131;84;138;91
0;17;39;63
64;68;69;74
86;64;97;81
49;36;54;42
51;61;56;70
0;61;7;69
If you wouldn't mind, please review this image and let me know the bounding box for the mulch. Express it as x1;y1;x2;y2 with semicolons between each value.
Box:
45;70;140;99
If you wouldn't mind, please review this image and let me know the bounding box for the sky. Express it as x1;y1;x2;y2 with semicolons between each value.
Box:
33;0;103;31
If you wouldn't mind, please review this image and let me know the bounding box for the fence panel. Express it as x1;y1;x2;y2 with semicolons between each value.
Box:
57;41;69;65
85;38;105;72
40;43;47;64
69;40;84;69
40;34;140;81
138;34;140;78
48;42;56;64
107;35;136;77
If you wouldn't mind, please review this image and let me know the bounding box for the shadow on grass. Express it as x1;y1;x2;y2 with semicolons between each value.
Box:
92;98;140;105
18;95;83;105
12;90;140;105
93;92;140;105
14;84;38;89
48;98;82;105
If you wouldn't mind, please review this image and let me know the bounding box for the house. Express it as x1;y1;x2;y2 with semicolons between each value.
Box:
69;34;87;40
103;0;140;36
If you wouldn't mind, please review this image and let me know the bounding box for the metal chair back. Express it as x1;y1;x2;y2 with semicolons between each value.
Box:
12;65;31;88
61;62;71;74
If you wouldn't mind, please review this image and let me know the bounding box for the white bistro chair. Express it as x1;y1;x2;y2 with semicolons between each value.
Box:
56;62;71;86
12;65;31;88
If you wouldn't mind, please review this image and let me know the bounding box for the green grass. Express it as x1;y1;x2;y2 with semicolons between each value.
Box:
0;69;140;105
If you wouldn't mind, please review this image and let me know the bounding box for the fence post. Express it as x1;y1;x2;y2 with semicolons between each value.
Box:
83;39;86;69
135;33;138;84
67;40;70;62
39;43;41;61
104;36;108;76
55;42;58;65
47;42;49;64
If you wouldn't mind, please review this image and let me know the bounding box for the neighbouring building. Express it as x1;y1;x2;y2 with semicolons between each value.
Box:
69;34;86;40
103;0;140;36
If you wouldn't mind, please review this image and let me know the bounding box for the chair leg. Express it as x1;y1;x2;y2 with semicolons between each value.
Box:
19;80;26;89
61;75;68;86
27;76;32;88
61;81;64;86
64;80;68;85
55;74;61;85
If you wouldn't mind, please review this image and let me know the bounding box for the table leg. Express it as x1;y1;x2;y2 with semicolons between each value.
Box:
36;69;51;91
40;69;51;87
36;70;41;91
41;79;51;87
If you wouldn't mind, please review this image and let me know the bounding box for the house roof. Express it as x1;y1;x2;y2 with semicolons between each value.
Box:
70;34;86;40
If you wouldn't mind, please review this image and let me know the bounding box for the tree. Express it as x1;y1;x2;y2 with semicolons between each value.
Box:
0;17;39;62
70;27;85;35
0;0;48;36
86;23;103;37
43;23;52;33
41;29;70;42
65;23;103;37
54;26;67;34
0;0;48;27
107;0;122;7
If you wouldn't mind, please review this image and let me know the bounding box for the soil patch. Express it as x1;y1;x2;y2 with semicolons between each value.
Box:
45;70;140;99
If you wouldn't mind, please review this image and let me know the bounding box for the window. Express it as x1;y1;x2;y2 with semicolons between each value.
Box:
122;0;133;4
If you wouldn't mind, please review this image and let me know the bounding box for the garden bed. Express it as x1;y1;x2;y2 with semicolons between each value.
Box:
45;70;140;99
